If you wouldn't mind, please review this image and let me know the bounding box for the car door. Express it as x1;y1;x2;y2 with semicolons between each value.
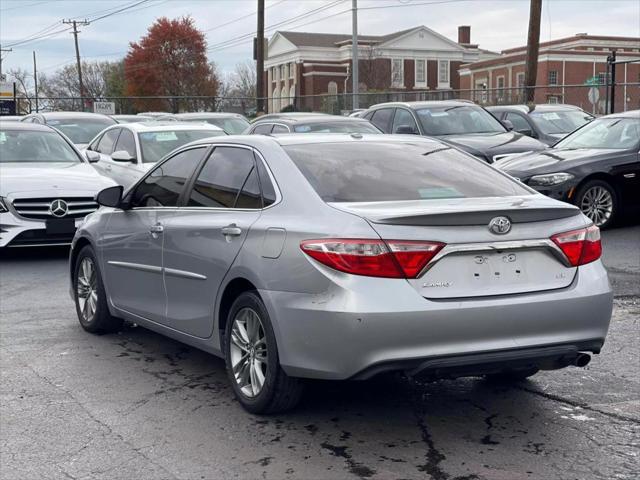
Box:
161;145;264;337
109;127;140;187
101;147;206;322
92;128;122;179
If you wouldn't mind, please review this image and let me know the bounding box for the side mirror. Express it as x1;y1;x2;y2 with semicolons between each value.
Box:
502;119;514;131
395;125;418;135
111;150;136;162
517;128;534;137
85;150;100;163
96;185;124;208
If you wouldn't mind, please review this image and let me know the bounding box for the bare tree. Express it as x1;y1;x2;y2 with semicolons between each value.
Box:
7;68;33;113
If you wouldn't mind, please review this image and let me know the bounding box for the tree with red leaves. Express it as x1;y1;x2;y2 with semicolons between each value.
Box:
124;16;219;113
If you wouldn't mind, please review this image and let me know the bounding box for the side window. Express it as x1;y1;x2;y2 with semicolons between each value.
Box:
114;129;136;158
271;124;289;133
362;111;374;121
392;109;419;134
252;124;273;134
89;134;102;151
255;154;277;207
131;147;205;207
370;109;394;133
505;112;531;132
187;147;261;209
97;129;121;155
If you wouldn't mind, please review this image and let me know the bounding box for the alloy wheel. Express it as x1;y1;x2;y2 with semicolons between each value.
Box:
580;185;613;227
77;257;98;322
230;308;268;397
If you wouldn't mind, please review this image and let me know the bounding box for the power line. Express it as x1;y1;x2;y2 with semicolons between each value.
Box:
62;19;90;107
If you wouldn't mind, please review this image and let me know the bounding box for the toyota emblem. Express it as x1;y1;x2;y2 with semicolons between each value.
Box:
488;216;511;235
49;199;69;217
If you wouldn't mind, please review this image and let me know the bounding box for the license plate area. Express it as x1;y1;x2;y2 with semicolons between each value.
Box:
46;218;76;235
416;248;576;299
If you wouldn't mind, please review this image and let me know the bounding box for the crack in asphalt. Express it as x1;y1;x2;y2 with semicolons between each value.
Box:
517;386;640;424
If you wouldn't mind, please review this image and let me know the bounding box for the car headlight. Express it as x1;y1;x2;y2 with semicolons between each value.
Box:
0;197;8;213
528;172;574;186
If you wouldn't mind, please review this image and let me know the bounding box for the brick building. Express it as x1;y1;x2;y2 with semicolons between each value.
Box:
459;34;640;114
263;25;498;112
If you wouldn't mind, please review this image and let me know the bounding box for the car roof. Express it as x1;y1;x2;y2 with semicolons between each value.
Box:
487;104;586;113
368;100;477;110
0;121;56;132
115;121;225;132
174;112;247;119
252;114;371;125
601;109;639;119
33;111;116;121
252;112;328;122
184;133;442;150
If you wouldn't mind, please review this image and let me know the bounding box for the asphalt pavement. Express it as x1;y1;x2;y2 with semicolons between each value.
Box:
1;225;638;480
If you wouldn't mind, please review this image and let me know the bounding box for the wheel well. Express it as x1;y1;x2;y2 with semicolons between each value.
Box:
70;237;92;278
218;278;258;340
573;173;620;199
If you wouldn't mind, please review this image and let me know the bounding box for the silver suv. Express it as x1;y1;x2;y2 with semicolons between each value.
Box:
70;134;612;413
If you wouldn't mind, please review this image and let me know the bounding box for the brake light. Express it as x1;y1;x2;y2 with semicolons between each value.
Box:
300;239;444;278
550;225;602;266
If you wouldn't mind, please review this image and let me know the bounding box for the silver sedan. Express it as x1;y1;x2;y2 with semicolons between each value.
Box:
70;134;613;413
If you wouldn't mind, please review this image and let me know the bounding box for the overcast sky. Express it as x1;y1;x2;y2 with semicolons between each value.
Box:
1;0;639;79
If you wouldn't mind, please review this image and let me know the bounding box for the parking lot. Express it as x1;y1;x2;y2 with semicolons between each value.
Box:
1;224;638;480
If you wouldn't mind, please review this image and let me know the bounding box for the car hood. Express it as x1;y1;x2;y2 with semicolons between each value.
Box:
495;148;623;176
0;162;116;197
437;131;547;160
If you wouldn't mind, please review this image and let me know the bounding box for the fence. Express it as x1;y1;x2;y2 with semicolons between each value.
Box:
13;83;640;117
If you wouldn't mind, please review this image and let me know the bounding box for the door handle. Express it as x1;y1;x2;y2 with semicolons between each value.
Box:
221;224;242;237
149;223;164;238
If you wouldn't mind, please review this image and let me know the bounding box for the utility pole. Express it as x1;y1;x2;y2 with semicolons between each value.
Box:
63;19;89;110
607;50;617;114
33;51;39;112
351;0;359;110
523;0;542;104
256;0;265;114
0;45;13;79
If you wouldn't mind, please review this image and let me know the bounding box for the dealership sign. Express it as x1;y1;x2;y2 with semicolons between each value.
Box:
93;101;116;115
0;81;16;116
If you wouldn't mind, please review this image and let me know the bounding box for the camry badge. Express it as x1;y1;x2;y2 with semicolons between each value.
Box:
49;199;69;217
488;216;511;235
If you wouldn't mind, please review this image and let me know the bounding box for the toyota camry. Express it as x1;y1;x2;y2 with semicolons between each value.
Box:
69;134;613;413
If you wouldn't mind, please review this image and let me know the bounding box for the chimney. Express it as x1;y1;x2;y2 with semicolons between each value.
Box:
458;25;471;45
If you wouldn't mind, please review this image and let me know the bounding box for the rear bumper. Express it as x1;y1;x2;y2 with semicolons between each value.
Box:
260;260;612;380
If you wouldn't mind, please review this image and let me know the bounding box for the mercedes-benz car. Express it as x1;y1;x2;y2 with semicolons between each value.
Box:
362;101;548;162
85;122;226;188
70;134;612;414
245;114;381;135
496;110;640;229
20;111;117;149
158;113;250;135
0;121;116;248
487;104;594;146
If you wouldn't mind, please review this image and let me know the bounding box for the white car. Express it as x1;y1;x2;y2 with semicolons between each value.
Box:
0;121;116;248
85;122;226;188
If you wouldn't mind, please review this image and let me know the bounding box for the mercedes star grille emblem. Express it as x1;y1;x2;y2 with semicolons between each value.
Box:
49;199;69;217
488;216;511;235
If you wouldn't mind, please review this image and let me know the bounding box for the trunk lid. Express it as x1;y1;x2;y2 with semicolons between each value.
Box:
330;195;585;299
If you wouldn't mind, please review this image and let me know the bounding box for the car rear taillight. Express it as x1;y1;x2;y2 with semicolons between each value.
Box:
550;225;602;266
300;239;444;278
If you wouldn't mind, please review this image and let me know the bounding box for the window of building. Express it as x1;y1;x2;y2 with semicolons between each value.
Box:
496;76;505;101
547;96;560;104
289;62;294;79
516;72;525;87
438;60;450;87
271;67;276;79
391;59;404;87
272;87;280;112
597;72;609;85
548;70;558;85
280;65;286;79
415;59;426;87
328;81;338;95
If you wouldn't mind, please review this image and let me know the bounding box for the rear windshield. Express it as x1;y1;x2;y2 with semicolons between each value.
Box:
47;117;116;144
416;105;506;136
139;129;226;163
284;142;530;202
529;110;594;135
293;121;380;134
0;129;80;163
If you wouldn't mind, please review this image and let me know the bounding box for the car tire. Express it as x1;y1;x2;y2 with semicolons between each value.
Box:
574;179;618;229
485;367;539;383
73;245;122;334
224;291;303;414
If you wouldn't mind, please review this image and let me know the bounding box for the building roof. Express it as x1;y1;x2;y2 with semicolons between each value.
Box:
277;27;417;49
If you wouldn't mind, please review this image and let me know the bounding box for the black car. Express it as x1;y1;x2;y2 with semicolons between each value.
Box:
361;100;548;162
487;104;594;146
496;110;640;228
245;114;382;134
